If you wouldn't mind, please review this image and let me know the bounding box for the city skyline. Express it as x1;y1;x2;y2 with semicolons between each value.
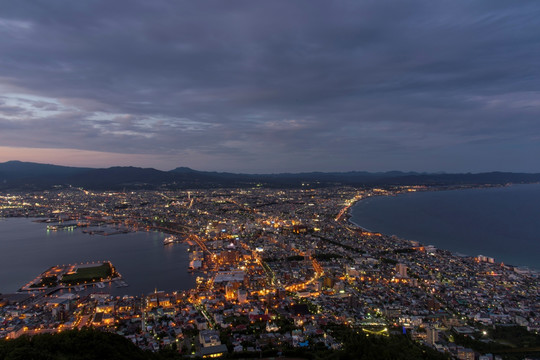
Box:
1;1;540;173
1;185;538;357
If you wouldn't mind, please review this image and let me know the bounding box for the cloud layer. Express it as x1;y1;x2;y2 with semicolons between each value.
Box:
1;1;539;172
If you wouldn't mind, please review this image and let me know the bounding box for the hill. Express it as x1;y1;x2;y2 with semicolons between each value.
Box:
0;328;151;360
1;161;539;190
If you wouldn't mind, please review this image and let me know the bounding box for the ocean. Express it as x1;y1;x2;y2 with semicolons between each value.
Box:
350;183;540;270
0;218;195;294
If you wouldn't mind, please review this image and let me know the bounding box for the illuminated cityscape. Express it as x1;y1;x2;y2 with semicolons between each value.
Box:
2;0;540;358
0;186;538;359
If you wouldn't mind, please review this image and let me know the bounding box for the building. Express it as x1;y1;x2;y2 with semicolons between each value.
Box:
198;330;228;358
457;347;475;360
237;289;247;304
426;326;439;345
396;263;408;278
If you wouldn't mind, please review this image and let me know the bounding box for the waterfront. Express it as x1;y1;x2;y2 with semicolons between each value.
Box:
350;183;540;270
0;187;538;358
0;218;195;295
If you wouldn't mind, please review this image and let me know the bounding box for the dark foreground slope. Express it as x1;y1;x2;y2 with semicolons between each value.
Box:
0;329;149;360
0;327;450;360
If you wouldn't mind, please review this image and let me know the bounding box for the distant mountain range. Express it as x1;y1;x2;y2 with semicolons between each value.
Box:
1;160;539;190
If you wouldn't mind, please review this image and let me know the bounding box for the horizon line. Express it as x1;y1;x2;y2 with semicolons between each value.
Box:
2;160;540;176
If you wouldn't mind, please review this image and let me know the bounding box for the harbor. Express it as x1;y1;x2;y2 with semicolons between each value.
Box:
0;218;196;296
19;261;125;293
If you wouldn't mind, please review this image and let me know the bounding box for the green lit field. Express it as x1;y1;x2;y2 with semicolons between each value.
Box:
61;263;115;285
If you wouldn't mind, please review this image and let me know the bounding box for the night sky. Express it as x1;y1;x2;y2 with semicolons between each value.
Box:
1;1;539;173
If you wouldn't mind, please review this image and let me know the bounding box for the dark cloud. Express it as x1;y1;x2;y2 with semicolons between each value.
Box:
0;0;539;172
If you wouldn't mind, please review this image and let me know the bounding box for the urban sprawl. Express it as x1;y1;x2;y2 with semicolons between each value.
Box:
0;186;538;359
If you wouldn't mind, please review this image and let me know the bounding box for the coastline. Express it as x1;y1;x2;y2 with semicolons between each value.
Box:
0;218;196;294
345;184;540;272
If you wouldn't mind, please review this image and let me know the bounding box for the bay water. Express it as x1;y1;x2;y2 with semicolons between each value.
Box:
0;218;195;294
350;183;540;270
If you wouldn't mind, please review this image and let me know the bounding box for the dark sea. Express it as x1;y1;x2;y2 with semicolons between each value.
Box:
0;218;195;294
350;183;540;270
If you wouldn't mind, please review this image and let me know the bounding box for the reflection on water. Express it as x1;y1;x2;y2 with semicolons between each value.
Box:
0;218;196;295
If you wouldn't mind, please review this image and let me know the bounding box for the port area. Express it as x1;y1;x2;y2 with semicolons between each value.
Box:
19;261;125;293
163;234;184;245
33;218;131;236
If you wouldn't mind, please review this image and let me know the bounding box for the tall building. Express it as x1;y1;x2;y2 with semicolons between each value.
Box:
396;263;408;278
426;326;439;345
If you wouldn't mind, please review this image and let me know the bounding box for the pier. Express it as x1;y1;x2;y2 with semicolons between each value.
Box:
19;261;123;293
